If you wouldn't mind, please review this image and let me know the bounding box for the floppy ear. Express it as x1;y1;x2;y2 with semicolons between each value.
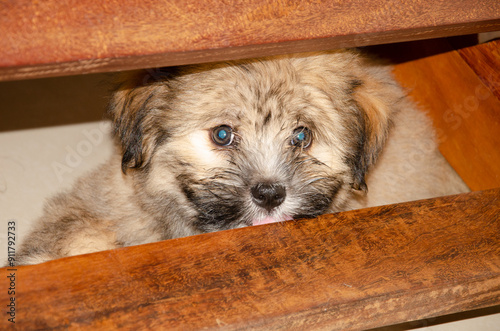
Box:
107;72;170;173
349;72;401;191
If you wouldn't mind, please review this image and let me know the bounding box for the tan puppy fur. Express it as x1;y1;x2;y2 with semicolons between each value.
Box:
17;50;468;265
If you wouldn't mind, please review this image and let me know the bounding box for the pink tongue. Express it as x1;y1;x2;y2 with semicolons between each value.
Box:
253;215;293;226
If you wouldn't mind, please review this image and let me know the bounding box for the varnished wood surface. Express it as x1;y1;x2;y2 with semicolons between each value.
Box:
391;39;500;191
0;0;499;81
1;189;499;330
458;40;500;100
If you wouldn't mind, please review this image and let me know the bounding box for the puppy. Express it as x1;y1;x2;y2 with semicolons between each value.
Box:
16;50;468;265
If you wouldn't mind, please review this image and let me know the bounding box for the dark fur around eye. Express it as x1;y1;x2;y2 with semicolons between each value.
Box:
211;125;235;146
291;126;312;148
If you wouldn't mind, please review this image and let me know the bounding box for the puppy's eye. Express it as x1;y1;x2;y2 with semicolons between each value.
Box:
291;126;312;148
211;125;234;146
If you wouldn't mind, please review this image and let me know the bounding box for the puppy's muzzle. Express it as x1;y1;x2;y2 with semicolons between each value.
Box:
251;183;286;212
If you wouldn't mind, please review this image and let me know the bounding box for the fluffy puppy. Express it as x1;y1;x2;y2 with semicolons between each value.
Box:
17;50;468;265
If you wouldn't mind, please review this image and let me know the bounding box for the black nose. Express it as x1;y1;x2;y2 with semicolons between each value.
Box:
251;183;286;211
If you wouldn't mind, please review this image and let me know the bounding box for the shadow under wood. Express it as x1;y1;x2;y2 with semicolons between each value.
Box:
0;72;115;132
370;305;500;331
364;35;479;65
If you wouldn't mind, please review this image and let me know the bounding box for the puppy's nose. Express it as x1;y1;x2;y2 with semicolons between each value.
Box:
251;183;286;212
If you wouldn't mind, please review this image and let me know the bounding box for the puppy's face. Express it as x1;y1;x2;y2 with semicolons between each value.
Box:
109;51;401;236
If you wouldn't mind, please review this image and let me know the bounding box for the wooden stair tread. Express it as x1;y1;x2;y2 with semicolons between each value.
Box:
1;0;499;81
2;189;499;330
391;39;500;191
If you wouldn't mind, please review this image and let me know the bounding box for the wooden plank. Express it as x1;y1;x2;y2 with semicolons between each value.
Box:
391;39;500;191
0;0;499;81
457;40;500;100
2;189;499;330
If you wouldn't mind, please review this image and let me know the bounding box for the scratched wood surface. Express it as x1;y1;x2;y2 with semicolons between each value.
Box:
1;189;499;330
0;0;499;81
390;39;500;191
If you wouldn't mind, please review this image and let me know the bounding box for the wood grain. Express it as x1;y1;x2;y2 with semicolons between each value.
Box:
391;39;500;191
1;189;499;330
0;0;499;81
458;40;500;100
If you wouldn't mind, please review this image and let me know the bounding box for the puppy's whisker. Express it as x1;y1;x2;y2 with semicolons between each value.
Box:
302;176;330;186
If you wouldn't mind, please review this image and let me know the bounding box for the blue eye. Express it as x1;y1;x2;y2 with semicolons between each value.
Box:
291;126;312;148
212;125;234;146
218;129;228;140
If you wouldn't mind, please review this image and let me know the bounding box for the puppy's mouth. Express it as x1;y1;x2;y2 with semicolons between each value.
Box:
252;215;293;226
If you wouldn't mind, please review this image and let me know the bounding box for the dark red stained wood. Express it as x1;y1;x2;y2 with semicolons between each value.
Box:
1;189;499;330
0;0;499;81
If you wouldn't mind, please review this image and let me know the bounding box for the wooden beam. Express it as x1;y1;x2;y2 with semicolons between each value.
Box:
0;0;499;81
391;39;500;191
2;189;499;330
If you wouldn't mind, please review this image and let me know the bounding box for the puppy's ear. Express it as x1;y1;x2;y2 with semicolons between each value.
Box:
108;71;170;173
350;73;401;191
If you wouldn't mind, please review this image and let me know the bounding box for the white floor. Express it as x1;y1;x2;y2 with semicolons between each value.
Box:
0;121;114;263
0;121;498;330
